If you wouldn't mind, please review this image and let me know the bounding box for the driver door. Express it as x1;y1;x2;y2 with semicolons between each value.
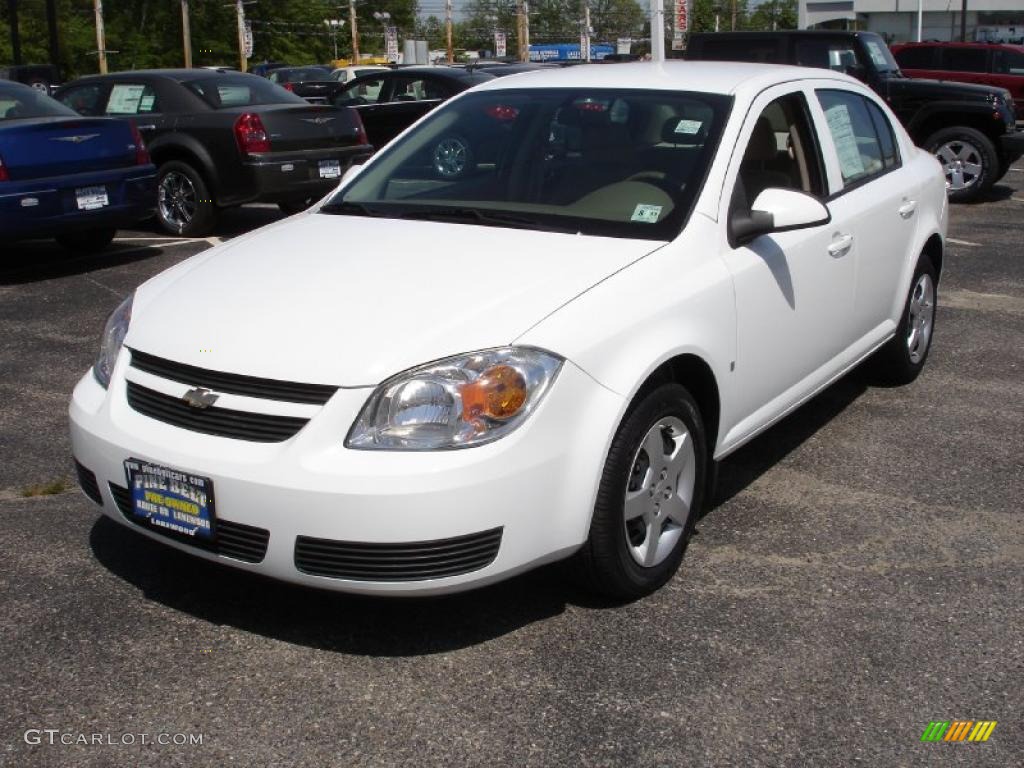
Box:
718;85;857;446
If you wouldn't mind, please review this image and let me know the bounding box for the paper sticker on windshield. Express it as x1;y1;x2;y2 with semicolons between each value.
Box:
631;204;662;223
674;119;703;135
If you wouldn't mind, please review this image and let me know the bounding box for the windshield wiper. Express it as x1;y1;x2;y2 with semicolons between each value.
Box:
318;200;387;217
395;206;578;234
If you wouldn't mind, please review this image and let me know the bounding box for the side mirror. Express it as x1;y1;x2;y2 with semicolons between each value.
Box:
730;188;830;246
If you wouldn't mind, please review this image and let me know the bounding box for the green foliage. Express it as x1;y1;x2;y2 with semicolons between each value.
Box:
747;0;798;31
0;0;422;78
460;0;645;52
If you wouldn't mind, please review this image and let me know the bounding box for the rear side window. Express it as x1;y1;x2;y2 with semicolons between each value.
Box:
938;47;988;73
105;83;159;115
183;75;306;108
817;90;895;187
0;84;78;120
865;100;899;170
893;46;936;69
993;49;1024;74
692;38;782;63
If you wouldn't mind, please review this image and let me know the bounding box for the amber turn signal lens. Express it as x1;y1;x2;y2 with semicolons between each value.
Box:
461;365;527;422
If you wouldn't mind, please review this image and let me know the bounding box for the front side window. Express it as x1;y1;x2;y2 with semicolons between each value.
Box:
323;88;732;240
893;46;937;69
56;83;108;116
335;76;386;105
817;90;891;187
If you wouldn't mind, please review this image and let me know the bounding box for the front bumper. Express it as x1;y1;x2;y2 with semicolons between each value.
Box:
69;355;623;595
240;146;373;205
1;166;156;240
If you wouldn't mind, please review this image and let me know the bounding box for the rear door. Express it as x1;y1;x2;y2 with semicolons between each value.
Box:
372;75;450;146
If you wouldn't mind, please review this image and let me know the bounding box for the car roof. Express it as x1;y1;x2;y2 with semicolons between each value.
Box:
64;69;265;83
471;61;855;96
893;41;1024;51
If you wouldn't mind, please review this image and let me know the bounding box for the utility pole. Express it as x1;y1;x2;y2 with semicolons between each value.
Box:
582;0;591;62
235;0;248;72
93;0;107;74
44;0;60;79
517;0;530;62
349;0;360;63
960;0;968;42
181;0;193;68
446;0;453;64
731;0;737;31
7;0;22;65
650;0;664;61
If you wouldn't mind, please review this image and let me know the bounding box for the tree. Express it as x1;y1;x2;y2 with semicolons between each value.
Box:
747;0;797;31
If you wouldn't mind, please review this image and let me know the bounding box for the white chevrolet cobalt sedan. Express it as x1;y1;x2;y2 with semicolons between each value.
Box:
70;63;947;600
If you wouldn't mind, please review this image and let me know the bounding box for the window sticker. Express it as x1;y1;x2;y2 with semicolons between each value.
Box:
824;103;865;179
631;204;662;223
674;119;703;135
139;92;156;112
106;84;145;115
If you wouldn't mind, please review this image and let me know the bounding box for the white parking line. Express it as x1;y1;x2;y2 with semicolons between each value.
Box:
946;237;981;247
205;237;224;246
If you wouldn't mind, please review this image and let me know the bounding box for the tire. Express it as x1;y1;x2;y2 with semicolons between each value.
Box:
278;198;314;215
56;227;116;253
156;161;217;236
872;254;938;386
432;135;474;178
573;383;708;600
924;126;999;203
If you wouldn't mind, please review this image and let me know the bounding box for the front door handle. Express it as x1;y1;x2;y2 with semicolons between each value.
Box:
827;233;854;258
898;200;917;219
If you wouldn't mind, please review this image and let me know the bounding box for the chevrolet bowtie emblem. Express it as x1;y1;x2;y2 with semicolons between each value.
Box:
52;134;100;143
182;387;219;409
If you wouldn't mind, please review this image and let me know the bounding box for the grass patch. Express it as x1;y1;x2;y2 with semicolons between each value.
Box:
21;478;70;497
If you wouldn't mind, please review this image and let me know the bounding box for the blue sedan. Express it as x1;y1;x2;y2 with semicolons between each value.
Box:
1;80;156;252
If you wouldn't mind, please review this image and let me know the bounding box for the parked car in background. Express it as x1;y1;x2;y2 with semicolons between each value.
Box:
1;80;155;252
332;66;493;148
250;62;288;78
54;70;373;235
71;63;946;601
891;42;1024;120
330;65;390;84
267;65;337;104
0;64;60;93
686;31;1024;201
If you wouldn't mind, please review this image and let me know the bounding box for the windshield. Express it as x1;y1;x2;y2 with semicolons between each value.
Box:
862;35;902;74
271;67;331;83
0;84;78;121
183;75;306;108
323;88;731;240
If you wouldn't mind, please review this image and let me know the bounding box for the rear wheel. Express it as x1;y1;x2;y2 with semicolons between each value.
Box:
872;254;937;385
573;383;707;600
56;227;116;253
156;161;217;236
924;126;998;203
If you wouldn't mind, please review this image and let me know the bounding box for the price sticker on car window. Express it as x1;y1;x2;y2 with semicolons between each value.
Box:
631;204;662;223
674;119;703;135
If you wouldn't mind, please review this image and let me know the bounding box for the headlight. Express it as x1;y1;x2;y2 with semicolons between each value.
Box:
346;347;563;450
93;293;133;388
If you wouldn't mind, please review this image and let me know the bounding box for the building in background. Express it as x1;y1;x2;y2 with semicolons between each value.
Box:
799;0;1024;43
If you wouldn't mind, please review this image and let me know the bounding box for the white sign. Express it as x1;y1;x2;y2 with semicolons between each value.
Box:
385;27;399;63
495;31;506;58
616;38;631;55
243;21;253;59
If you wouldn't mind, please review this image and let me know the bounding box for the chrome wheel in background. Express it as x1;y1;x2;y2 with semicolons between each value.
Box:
936;140;983;192
158;170;197;231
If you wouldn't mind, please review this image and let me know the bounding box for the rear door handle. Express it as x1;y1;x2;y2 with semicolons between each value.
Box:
898;200;917;219
827;233;854;258
136;124;157;132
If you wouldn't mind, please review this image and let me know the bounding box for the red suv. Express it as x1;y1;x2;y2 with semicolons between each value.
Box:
891;42;1024;119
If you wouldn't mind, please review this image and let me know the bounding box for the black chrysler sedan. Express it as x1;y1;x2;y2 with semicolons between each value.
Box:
331;67;494;149
55;70;373;235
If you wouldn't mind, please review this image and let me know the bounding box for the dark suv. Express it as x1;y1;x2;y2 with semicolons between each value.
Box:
891;42;1024;120
686;31;1024;201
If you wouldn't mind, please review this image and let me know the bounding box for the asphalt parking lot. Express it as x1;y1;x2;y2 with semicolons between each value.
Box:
2;174;1022;767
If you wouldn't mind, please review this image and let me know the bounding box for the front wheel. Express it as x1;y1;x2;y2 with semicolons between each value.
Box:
924;126;999;203
872;254;937;385
573;383;708;600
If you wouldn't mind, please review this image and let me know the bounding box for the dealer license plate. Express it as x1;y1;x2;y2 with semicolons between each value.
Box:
319;159;341;179
76;186;109;211
124;459;216;540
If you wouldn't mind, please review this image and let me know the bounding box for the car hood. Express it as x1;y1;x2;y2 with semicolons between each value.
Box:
885;74;1006;102
128;214;659;387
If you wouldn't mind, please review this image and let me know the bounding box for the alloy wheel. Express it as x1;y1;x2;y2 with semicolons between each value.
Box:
623;416;697;568
906;272;935;364
158;171;198;230
936;140;983;192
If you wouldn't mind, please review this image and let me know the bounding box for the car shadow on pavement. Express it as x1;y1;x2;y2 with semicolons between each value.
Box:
964;183;1014;204
89;515;600;656
710;367;871;510
0;242;165;285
